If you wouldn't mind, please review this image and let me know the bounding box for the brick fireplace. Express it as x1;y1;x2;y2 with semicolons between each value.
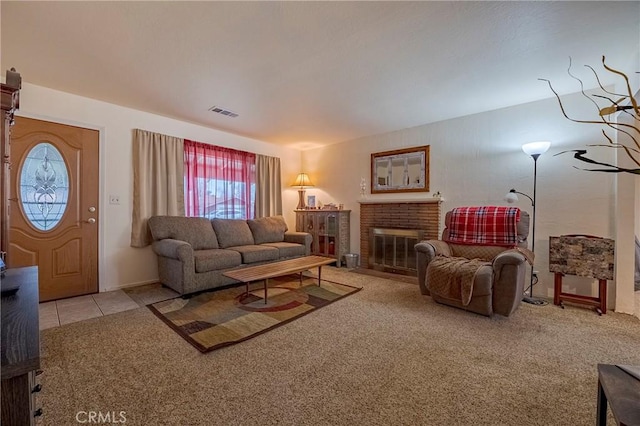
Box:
359;200;441;273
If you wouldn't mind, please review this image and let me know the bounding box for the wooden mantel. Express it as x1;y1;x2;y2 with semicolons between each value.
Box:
358;198;443;204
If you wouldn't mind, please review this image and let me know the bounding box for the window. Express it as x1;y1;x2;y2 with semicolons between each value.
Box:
183;140;256;219
19;142;69;230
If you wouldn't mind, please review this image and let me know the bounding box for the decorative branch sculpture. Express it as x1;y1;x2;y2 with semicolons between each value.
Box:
540;56;640;174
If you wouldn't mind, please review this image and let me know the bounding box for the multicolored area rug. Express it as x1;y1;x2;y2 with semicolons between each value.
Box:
148;275;361;353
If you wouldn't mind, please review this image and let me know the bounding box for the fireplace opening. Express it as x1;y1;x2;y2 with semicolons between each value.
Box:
369;228;424;276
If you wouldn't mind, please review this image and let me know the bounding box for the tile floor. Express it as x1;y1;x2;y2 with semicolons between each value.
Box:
39;283;179;330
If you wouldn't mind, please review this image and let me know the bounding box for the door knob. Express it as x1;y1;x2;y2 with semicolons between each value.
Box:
88;206;96;212
86;218;96;224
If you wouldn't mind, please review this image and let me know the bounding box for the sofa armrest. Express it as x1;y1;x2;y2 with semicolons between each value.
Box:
417;240;452;258
152;239;196;294
152;239;193;261
414;241;452;296
491;250;527;316
492;250;527;273
284;232;312;255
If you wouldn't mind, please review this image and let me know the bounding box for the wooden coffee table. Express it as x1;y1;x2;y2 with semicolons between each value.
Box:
597;364;640;425
223;255;335;304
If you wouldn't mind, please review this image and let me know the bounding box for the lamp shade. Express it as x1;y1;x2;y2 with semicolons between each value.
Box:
292;173;314;188
522;141;551;157
504;191;519;203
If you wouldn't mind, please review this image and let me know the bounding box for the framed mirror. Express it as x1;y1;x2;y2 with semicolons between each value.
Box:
371;145;429;194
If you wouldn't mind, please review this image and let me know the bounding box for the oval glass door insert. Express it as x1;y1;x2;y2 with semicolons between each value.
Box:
19;142;69;231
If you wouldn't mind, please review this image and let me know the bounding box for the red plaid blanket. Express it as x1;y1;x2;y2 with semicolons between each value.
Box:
446;206;521;247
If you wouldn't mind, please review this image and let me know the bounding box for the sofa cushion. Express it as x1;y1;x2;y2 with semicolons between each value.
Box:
211;219;255;248
229;245;279;264
262;242;305;259
148;216;218;250
472;265;493;296
193;249;242;273
247;216;288;244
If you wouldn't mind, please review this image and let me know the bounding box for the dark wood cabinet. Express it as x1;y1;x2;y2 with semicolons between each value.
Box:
1;266;42;425
1;69;21;263
295;209;350;266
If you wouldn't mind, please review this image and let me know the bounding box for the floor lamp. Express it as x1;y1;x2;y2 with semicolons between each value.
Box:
505;141;551;306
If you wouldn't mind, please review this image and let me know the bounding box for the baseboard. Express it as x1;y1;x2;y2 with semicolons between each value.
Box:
100;279;159;293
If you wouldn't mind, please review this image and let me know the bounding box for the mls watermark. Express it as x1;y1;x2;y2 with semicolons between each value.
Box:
76;411;127;424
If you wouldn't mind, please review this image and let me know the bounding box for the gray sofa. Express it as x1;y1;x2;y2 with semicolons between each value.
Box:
148;215;312;295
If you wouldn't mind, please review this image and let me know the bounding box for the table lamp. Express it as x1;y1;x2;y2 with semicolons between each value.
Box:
292;173;314;209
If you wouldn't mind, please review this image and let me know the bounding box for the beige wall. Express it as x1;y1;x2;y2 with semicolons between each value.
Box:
303;89;637;313
16;83;302;291
13;78;638;314
614;85;640;315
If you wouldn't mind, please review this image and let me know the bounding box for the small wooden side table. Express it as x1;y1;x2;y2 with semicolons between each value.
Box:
549;235;614;315
554;273;607;315
597;364;640;425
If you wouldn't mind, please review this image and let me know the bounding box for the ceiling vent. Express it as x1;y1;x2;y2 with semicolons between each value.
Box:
208;106;239;118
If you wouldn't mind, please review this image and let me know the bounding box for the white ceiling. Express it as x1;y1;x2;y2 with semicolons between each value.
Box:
2;1;639;150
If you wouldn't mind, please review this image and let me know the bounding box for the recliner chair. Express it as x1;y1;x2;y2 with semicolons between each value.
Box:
415;208;531;317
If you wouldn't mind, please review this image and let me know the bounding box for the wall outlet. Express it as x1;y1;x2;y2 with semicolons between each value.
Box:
109;195;120;205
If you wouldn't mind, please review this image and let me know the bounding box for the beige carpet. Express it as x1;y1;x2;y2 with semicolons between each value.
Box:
37;268;640;425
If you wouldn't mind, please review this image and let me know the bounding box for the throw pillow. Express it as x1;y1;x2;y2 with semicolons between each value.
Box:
247;216;288;244
211;219;255;248
148;216;219;250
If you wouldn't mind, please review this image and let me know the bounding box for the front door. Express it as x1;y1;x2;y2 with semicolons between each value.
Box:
8;117;99;302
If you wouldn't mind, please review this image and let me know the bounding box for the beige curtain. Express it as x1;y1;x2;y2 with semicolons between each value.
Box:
130;129;185;247
255;154;282;218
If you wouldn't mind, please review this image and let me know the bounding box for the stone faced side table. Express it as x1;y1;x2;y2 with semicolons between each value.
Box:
549;235;614;315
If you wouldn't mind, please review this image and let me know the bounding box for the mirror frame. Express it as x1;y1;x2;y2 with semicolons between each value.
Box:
370;145;430;194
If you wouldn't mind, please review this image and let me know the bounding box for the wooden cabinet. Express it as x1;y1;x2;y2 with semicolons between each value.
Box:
295;209;350;267
1;266;42;425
